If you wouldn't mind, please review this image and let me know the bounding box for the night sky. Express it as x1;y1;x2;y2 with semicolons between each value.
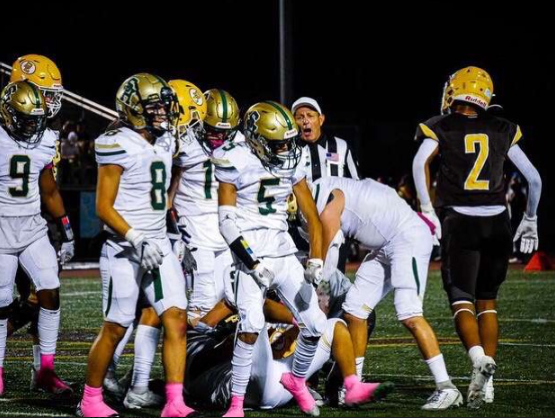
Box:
2;1;554;246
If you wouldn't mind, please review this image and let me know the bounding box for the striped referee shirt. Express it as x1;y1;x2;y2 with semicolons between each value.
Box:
300;132;360;184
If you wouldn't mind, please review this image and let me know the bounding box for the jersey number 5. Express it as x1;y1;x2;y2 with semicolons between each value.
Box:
150;162;167;210
464;134;490;191
9;155;31;197
258;178;280;215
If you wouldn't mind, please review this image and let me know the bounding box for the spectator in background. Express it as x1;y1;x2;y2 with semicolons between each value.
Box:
507;172;527;263
60;121;79;185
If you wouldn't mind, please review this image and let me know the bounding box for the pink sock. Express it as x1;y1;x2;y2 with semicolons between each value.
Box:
41;354;55;371
230;395;244;408
165;383;183;403
344;374;359;390
83;384;103;402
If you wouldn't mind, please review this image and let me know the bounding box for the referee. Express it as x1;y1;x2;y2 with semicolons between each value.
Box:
291;97;360;272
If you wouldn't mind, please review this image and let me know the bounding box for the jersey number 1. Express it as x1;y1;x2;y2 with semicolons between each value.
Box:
150;162;167;210
9;155;31;197
464;134;490;191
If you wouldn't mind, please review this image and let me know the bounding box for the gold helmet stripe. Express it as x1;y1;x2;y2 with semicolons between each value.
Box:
419;123;439;142
264;101;293;130
219;89;228;123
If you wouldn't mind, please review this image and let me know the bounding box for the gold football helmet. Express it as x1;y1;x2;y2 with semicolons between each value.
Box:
0;81;48;146
11;54;64;118
441;66;494;114
116;73;178;136
169;79;206;138
244;101;301;176
201;89;240;151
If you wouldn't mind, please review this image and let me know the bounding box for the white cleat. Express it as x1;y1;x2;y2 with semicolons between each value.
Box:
104;374;126;400
468;356;496;409
483;375;494;404
123;388;164;409
421;388;463;410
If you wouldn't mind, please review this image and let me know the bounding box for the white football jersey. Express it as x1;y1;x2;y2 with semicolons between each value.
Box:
95;127;175;241
173;131;226;250
313;177;418;249
213;140;306;258
0;125;57;217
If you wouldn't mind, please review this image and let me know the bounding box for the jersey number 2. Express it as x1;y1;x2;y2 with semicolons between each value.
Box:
9;155;31;197
150;162;167;210
464;134;490;191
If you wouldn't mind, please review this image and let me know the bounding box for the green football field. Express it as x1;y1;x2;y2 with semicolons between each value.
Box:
2;269;555;417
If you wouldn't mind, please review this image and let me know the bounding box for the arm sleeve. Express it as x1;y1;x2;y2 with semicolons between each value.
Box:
507;145;542;217
412;138;439;207
219;205;259;269
323;230;345;281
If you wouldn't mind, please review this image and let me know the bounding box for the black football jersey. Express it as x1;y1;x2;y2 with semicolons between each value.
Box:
415;112;522;208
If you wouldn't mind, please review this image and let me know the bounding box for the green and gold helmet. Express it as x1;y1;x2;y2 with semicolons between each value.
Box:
0;80;48;147
115;73;178;137
244;101;301;176
200;89;240;151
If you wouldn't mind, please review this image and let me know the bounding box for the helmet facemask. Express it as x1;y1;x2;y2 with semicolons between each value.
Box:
246;127;302;177
142;86;179;138
41;87;64;118
3;103;47;147
199;124;238;153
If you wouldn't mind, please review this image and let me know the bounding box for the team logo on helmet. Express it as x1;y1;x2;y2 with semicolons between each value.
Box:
246;110;260;133
189;89;203;106
20;60;36;75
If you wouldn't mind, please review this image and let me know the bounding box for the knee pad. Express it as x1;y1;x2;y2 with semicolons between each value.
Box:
0;283;14;310
301;308;327;338
238;306;265;334
394;288;423;321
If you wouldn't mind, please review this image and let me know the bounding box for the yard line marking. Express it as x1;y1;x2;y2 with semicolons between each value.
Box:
499;342;555;348
428;317;555;324
370;374;555;384
62;291;101;297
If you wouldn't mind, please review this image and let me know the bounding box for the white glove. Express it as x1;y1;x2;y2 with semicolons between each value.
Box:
126;228;164;270
171;238;186;263
58;241;75;265
304;258;324;285
420;202;442;243
514;215;539;254
250;261;275;289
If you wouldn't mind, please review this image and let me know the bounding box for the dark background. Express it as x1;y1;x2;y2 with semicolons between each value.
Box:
1;1;553;250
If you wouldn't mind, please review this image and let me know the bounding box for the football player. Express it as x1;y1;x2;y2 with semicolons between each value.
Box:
77;74;194;418
8;54;74;394
312;176;463;410
412;67;542;408
214;101;327;417
169;86;242;323
0;80;74;396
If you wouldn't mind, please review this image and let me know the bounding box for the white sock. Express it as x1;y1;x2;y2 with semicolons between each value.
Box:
38;308;60;356
32;345;41;370
231;339;255;396
110;323;135;374
131;325;160;392
468;345;485;366
425;354;450;385
0;319;7;368
292;334;319;378
355;357;365;380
